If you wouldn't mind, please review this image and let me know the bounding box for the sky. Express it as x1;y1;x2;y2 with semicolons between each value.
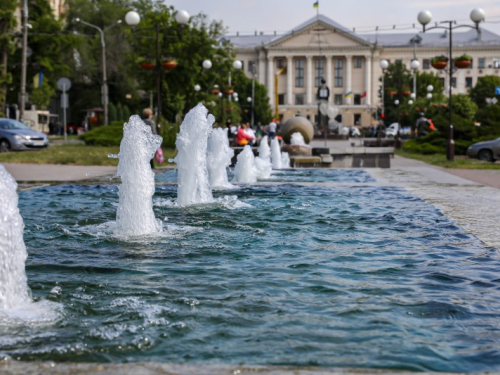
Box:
163;0;500;36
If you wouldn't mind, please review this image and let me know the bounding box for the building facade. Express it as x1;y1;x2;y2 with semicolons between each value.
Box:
228;15;500;127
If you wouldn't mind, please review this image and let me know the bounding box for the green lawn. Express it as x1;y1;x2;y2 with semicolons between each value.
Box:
0;144;176;166
396;150;500;169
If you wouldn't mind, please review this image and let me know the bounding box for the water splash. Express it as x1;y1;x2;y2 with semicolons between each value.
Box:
0;165;31;311
175;103;214;206
290;132;309;146
0;165;60;323
115;115;163;236
207;127;235;189
254;136;272;180
281;152;291;169
271;137;282;169
233;145;257;184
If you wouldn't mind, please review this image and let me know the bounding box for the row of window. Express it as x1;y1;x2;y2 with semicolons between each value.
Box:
392;58;500;70
294;58;347;88
280;93;366;106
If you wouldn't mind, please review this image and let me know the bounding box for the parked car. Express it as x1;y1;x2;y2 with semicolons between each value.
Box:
386;123;411;137
0;118;49;152
467;137;500;162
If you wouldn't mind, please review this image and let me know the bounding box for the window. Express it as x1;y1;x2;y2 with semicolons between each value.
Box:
354;94;361;105
478;58;485;69
469;58;474;68
276;58;285;69
295;60;304;87
423;59;430;69
278;94;285;105
334;94;343;105
240;60;245;71
295;94;305;105
248;60;255;73
466;77;473;88
439;78;445;87
395;59;403;65
315;59;324;87
354;114;361;125
334;59;343;87
451;77;457;88
494;59;500;69
354;58;362;68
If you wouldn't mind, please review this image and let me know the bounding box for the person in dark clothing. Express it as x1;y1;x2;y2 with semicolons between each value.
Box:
143;108;157;169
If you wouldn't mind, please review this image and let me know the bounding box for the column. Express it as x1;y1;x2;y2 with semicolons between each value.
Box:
345;55;352;105
364;55;371;106
267;57;274;108
306;55;313;105
286;55;293;105
258;49;266;85
326;55;333;103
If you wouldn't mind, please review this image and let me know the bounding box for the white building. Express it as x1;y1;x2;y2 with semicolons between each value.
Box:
229;15;500;127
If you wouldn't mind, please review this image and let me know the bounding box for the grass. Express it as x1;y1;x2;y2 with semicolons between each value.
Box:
0;144;177;166
396;150;500;169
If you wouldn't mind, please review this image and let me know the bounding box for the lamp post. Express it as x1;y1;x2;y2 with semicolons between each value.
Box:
19;0;29;123
418;8;485;161
379;60;389;121
394;99;401;149
75;18;122;126
410;59;420;99
125;9;190;121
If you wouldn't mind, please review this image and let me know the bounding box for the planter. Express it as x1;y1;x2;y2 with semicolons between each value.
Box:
389;91;397;96
432;103;439;108
455;59;471;69
224;89;234;95
140;62;155;70
212;89;220;95
402;91;411;97
162;60;177;70
431;61;447;70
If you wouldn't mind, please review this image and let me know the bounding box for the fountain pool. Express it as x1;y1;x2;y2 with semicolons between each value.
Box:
1;168;500;372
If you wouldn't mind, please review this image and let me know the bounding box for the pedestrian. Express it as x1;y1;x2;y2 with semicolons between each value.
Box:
236;123;255;146
142;108;157;169
268;119;277;140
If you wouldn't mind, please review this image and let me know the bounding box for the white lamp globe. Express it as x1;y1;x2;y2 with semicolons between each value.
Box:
427;93;433;99
247;97;252;102
175;10;190;25
380;60;389;70
233;92;238;97
218;92;223;98
408;100;414;105
202;59;212;70
233;60;242;70
394;100;400;105
470;8;485;23
410;93;416;99
234;97;239;102
194;84;201;92
125;11;140;26
427;85;434;92
410;60;420;70
418;10;432;25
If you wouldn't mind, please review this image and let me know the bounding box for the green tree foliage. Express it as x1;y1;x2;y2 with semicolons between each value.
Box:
122;104;130;121
0;0;18;114
116;102;124;121
108;102;117;122
475;104;500;138
470;75;500;108
415;71;444;98
451;94;477;122
30;82;56;109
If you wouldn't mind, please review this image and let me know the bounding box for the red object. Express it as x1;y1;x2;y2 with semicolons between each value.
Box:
360;91;367;98
381;114;385;118
162;60;177;70
212;89;220;95
236;128;254;145
140;62;155;70
224;89;234;95
455;60;471;69
155;148;164;163
431;61;447;70
402;91;411;97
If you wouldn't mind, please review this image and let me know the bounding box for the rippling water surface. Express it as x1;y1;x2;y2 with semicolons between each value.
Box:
3;169;500;372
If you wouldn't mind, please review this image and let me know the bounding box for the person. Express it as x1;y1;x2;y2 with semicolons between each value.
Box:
143;108;157;169
244;122;256;144
268;119;277;139
236;123;255;146
48;121;55;135
415;112;428;138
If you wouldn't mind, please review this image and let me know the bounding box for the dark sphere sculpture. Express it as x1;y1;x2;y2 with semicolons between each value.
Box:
281;116;314;144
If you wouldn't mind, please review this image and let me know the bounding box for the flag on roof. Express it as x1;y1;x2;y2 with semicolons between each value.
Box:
313;1;319;8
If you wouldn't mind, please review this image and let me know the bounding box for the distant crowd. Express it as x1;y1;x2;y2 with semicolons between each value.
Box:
228;118;282;147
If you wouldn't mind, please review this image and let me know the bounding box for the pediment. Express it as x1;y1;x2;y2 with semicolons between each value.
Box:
267;21;371;49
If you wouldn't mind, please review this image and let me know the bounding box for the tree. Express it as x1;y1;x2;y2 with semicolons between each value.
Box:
30;82;56;109
116;102;123;121
108;102;117;122
469;75;500;108
379;61;413;125
451;94;477;122
0;0;18;115
122;104;130;121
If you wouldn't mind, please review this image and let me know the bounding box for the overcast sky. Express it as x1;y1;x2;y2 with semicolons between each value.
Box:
164;0;500;36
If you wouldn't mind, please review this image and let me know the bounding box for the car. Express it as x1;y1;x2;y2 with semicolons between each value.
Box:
385;123;411;137
0;118;49;152
467;137;500;162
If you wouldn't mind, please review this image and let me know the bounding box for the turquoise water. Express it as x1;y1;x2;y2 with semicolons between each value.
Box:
2;169;500;372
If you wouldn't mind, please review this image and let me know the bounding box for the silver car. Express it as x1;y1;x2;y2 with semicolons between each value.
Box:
0;118;49;152
466;137;500;162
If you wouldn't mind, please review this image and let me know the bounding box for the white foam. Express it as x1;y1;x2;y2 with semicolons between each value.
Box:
207;127;235;189
271;137;283;169
233;145;257;184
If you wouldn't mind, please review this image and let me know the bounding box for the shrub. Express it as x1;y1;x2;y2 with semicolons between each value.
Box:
79;125;123;146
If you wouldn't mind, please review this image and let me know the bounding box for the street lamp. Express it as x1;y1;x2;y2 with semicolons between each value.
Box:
125;9;190;121
379;59;389;120
418;8;485;161
410;59;420;99
194;84;201;92
394;99;401;149
75;17;122;126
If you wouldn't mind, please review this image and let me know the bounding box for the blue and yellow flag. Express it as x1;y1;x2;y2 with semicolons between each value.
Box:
313;1;319;8
344;91;353;98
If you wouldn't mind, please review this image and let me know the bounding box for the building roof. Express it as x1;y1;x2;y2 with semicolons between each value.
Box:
226;15;500;49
